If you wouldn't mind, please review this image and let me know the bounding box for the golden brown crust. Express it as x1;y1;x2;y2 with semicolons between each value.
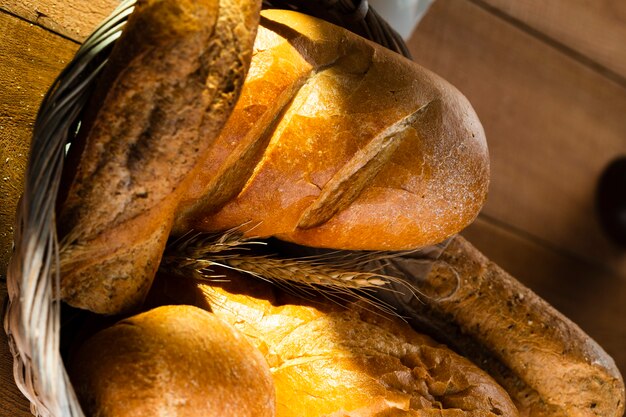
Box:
174;10;489;251
152;271;518;417
69;305;276;417
58;0;261;313
385;236;625;417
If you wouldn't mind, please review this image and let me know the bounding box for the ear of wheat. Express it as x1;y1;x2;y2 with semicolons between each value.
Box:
160;230;429;317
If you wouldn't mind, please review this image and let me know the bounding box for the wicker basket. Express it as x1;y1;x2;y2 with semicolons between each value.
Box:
3;1;416;416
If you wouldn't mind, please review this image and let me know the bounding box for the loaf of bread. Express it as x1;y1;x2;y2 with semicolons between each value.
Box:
146;270;519;417
378;236;625;417
57;0;261;314
68;305;275;417
174;9;489;251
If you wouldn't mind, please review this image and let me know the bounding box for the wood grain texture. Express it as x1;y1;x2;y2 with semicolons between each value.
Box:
0;281;33;417
0;0;119;42
0;10;78;276
462;217;626;378
408;0;626;278
475;0;626;82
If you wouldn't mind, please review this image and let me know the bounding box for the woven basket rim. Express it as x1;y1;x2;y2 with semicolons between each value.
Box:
4;1;413;416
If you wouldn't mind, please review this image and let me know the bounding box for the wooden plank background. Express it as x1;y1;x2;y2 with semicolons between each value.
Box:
0;9;77;276
1;0;625;415
1;0;118;42
409;0;626;278
477;0;626;82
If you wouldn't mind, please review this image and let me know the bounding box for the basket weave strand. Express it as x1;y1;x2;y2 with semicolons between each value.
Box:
3;1;410;416
5;2;135;415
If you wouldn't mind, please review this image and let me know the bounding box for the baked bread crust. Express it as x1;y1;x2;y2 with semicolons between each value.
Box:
382;236;625;417
174;10;490;251
151;270;519;417
58;0;261;314
69;305;276;417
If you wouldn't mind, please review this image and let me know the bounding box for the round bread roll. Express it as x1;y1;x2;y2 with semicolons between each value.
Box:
68;305;276;417
174;9;489;251
151;270;518;417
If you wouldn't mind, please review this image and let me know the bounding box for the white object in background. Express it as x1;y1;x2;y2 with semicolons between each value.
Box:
369;0;435;40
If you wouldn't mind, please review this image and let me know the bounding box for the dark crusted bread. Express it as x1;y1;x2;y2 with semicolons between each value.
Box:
381;236;625;417
57;0;261;314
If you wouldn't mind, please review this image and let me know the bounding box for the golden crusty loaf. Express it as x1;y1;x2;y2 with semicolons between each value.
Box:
68;305;276;417
379;236;625;417
57;0;261;314
174;9;489;251
151;270;519;417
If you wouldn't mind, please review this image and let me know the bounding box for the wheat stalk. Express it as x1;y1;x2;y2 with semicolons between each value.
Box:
161;230;425;317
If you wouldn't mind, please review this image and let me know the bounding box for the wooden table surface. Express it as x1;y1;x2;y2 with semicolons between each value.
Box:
1;0;625;415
